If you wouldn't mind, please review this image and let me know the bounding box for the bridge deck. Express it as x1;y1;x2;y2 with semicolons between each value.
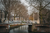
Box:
10;24;26;30
0;23;27;32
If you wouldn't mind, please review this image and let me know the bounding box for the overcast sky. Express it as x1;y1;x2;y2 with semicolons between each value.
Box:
0;0;5;10
20;0;50;15
0;0;50;15
20;0;31;15
20;0;39;15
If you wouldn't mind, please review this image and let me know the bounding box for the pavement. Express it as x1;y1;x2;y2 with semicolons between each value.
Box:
4;20;32;25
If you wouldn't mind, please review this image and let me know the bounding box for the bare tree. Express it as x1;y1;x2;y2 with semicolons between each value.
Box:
26;0;50;24
2;0;10;21
9;0;28;20
2;0;29;22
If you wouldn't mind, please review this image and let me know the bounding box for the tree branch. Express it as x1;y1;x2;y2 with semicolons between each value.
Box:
41;2;50;11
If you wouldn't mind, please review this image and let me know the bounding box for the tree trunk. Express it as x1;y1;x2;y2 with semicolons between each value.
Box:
39;2;44;24
19;16;20;20
8;12;10;23
39;11;43;24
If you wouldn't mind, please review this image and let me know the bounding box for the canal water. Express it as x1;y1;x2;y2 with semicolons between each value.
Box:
9;25;32;33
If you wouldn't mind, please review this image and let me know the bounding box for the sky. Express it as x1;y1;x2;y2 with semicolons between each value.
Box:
0;0;32;15
20;0;34;15
0;0;50;15
20;0;39;15
0;1;5;10
20;0;50;15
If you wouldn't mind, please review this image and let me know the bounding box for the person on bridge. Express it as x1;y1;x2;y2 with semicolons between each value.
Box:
12;19;13;23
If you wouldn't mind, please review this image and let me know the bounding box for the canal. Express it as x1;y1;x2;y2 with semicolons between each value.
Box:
9;25;32;33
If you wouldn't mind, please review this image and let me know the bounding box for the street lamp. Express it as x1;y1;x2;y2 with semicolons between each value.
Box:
0;10;6;23
0;1;5;23
0;10;1;23
0;10;3;23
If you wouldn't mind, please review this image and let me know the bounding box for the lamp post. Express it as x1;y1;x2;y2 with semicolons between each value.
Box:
0;10;5;23
0;10;2;23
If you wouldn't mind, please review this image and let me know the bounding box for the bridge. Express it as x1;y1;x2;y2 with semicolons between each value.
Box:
0;22;32;33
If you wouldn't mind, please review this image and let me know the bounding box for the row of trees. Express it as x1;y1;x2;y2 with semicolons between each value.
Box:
26;0;50;24
2;0;29;22
25;0;50;31
10;1;28;20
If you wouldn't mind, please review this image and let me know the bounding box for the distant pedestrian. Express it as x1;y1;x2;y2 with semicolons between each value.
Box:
12;19;13;23
3;20;5;22
12;19;13;21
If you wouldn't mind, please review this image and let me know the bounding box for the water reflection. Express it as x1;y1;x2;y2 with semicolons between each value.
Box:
9;25;32;33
